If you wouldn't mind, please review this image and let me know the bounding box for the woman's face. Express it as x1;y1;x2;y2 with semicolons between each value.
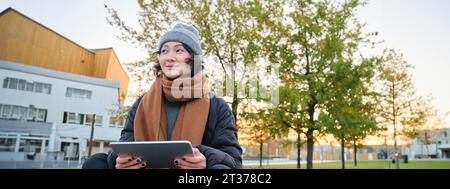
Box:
158;41;192;79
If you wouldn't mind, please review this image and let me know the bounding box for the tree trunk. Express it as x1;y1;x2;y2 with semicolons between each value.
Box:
231;65;238;127
392;80;400;169
305;46;316;170
394;127;399;169
306;97;316;169
232;90;238;125
306;129;314;169
353;141;357;167
341;136;345;169
259;136;263;167
297;132;301;169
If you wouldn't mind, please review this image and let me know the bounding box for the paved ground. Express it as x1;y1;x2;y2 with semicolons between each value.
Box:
0;161;81;169
2;158;447;168
1;159;313;168
242;159;340;166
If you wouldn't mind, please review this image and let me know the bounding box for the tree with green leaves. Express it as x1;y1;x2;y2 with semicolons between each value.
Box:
239;99;281;167
320;100;379;168
376;49;435;169
319;55;380;168
265;0;377;169
346;112;379;167
106;0;279;124
273;86;310;168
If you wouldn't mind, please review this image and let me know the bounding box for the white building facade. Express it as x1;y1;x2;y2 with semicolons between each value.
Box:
402;128;450;159
0;60;123;168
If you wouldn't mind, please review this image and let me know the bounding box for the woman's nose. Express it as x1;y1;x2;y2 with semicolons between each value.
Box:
165;52;176;62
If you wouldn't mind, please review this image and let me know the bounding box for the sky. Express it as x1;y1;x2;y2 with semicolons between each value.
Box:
0;0;449;116
357;0;450;117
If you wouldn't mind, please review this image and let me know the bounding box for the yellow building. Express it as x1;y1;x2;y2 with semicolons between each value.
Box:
0;7;129;104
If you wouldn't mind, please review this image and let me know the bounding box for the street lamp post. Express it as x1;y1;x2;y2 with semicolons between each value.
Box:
88;114;96;158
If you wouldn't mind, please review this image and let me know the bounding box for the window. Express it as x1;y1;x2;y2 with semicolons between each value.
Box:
76;114;85;125
63;112;67;123
86;90;92;99
9;78;18;89
19;139;43;153
63;112;76;124
1;105;11;118
84;114;101;126
18;79;26;90
95;115;103;126
19;107;27;120
42;83;51;94
34;82;43;93
37;109;46;122
28;107;36;120
63;112;101;126
66;88;72;97
3;77;51;94
62;112;77;124
26;82;34;91
0;104;47;122
85;114;94;126
11;106;19;119
0;138;16;152
66;87;92;99
3;77;8;88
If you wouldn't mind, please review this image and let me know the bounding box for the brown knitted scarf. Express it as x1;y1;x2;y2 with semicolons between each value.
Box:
133;71;209;146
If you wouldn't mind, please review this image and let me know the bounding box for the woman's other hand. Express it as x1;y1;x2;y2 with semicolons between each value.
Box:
174;148;206;169
115;155;146;169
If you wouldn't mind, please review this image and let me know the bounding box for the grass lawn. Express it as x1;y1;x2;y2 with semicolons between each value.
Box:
244;160;450;169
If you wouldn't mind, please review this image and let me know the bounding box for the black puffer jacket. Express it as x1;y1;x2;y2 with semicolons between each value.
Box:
106;92;242;169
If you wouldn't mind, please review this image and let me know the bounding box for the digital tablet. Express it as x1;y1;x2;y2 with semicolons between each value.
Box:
110;140;194;168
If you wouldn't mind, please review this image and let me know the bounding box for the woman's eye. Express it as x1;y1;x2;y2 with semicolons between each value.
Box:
161;49;168;54
176;49;185;53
